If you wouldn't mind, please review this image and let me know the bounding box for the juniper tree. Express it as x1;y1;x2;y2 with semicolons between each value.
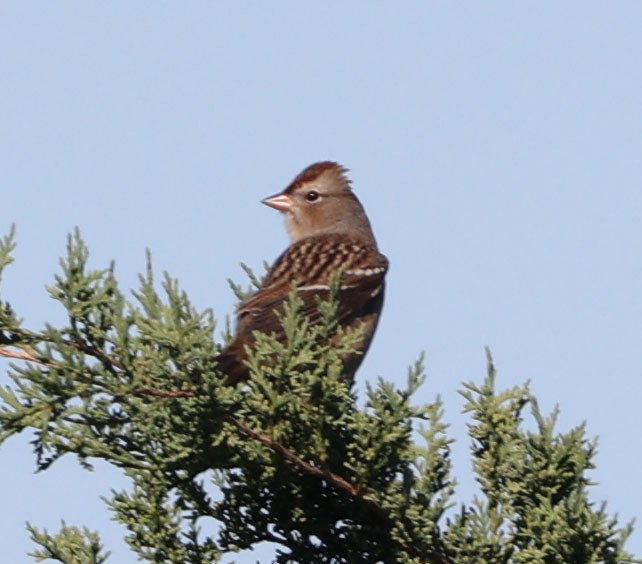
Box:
0;227;638;563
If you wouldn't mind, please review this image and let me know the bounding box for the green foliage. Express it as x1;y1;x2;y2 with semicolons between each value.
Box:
442;352;638;563
27;522;109;564
0;228;638;563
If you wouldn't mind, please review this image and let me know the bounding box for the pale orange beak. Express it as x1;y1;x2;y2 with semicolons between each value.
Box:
262;193;291;212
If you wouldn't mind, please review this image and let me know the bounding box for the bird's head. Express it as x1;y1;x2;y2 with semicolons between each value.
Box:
263;161;375;243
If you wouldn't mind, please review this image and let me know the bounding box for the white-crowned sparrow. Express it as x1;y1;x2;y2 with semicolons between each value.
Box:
217;161;388;384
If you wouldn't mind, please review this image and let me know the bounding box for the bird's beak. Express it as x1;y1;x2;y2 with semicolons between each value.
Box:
262;193;292;212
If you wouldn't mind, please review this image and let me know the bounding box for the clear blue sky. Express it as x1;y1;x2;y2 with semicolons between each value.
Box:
2;3;641;562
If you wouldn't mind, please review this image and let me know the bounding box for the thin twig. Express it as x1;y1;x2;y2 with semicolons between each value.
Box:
1;328;125;370
0;347;40;362
230;416;359;495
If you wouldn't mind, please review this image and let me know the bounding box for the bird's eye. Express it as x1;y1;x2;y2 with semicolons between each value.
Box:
305;190;320;202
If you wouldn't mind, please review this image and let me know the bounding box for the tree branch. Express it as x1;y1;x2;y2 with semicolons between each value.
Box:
0;328;125;371
0;347;39;362
0;353;451;563
228;416;451;564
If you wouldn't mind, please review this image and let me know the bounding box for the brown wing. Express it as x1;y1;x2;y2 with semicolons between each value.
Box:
217;233;387;383
234;233;388;340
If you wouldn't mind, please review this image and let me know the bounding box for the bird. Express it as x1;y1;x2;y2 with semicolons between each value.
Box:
216;161;388;385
